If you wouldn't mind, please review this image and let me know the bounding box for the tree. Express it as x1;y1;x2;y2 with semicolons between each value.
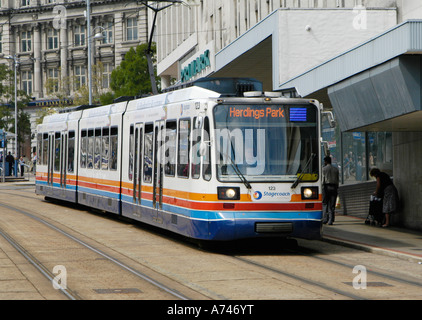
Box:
0;104;13;131
0;63;12;99
0;62;31;156
72;62;117;106
110;43;160;97
38;70;73;125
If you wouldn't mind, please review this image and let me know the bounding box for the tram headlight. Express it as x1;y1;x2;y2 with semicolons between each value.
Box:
217;187;240;200
301;187;319;200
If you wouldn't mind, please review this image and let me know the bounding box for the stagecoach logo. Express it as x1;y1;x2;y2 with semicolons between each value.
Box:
252;190;291;202
253;191;263;200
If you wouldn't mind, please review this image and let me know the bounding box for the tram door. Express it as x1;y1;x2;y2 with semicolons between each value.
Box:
153;121;165;215
48;131;67;189
132;124;143;205
60;131;68;188
47;132;55;186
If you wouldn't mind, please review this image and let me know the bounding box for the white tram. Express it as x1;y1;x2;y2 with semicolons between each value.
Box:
36;78;323;241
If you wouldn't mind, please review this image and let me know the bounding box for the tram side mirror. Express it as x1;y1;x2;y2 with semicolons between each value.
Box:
322;111;336;128
322;141;330;156
195;116;203;129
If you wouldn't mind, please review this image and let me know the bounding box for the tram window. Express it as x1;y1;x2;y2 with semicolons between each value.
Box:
191;117;201;179
37;133;42;166
203;116;211;181
110;126;118;171
94;128;101;170
164;121;177;177
177;119;191;178
54;132;61;172
133;127;139;195
43;133;48;166
138;128;143;183
129;125;134;180
87;129;94;169
80;130;87;168
68;131;75;173
102;127;110;170
143;124;153;183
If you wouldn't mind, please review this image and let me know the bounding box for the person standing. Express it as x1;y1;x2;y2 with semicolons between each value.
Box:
369;168;399;227
5;152;14;176
322;156;339;225
19;156;25;177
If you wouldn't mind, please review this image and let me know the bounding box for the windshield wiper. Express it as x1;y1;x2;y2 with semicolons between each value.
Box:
223;136;252;190
228;155;252;190
291;153;316;189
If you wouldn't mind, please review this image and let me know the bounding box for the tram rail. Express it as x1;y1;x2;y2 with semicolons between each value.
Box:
0;200;196;300
1;187;422;300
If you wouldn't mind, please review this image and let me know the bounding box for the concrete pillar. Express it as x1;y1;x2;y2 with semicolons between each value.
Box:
393;132;422;231
60;20;68;79
33;24;42;98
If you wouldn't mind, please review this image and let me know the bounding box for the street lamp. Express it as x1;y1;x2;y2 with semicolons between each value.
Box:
0;53;19;177
86;0;105;105
87;0;93;105
141;1;183;95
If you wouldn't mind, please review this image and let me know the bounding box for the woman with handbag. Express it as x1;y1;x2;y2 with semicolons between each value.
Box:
369;168;399;227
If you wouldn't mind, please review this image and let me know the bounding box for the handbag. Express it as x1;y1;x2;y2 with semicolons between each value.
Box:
366;195;383;225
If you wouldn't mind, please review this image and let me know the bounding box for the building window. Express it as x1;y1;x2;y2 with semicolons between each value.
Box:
326;129;393;185
74;65;86;89
47;29;59;50
21;70;33;95
126;17;138;41
21;0;30;6
47;68;59;93
101;22;113;44
102;63;113;89
0;33;2;53
21;31;32;52
367;132;393;175
74;25;86;47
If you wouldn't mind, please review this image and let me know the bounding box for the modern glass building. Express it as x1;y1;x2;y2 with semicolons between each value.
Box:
155;1;422;231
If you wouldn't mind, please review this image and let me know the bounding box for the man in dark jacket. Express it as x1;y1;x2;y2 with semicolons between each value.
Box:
322;156;339;225
6;152;14;176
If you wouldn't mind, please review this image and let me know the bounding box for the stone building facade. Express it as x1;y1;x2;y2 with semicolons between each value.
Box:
0;0;148;100
0;0;148;159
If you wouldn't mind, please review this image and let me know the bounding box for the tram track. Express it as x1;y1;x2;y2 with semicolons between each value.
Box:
2;188;422;300
0;226;81;300
294;246;422;289
0;200;199;300
224;241;422;300
232;255;365;300
231;252;422;300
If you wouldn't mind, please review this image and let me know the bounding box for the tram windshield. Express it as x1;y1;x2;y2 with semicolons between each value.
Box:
213;103;319;182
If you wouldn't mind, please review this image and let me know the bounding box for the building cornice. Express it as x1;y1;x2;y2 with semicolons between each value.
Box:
0;0;136;16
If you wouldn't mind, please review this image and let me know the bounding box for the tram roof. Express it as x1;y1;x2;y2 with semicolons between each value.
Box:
80;101;128;119
126;86;221;112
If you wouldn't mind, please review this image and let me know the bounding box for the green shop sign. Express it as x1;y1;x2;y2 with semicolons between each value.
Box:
181;50;211;83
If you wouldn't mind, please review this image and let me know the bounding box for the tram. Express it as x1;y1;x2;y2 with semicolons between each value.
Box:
36;78;323;241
